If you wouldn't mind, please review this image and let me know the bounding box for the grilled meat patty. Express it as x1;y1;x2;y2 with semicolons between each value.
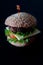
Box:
9;26;35;33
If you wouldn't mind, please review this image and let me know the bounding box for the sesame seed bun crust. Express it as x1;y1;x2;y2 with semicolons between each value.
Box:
5;12;37;28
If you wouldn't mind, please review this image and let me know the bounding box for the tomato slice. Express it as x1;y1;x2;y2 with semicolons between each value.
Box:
10;33;16;39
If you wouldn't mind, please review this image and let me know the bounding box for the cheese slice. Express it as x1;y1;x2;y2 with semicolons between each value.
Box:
24;29;40;39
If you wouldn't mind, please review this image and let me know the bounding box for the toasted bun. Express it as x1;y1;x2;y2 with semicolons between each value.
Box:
9;41;26;47
5;12;37;28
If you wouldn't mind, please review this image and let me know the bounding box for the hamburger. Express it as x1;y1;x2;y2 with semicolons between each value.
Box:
5;12;40;47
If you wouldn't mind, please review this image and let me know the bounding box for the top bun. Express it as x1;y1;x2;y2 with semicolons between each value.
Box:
5;12;37;28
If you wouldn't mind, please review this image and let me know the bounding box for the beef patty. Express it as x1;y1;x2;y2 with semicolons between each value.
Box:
9;26;35;33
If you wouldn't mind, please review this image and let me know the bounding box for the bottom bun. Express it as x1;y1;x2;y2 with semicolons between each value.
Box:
8;41;26;47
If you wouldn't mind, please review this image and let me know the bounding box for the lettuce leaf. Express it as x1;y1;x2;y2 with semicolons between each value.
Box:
7;37;30;43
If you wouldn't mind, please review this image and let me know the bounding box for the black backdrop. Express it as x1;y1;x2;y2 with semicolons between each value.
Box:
0;0;43;48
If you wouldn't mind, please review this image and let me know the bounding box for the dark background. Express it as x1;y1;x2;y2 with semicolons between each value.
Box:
0;0;43;48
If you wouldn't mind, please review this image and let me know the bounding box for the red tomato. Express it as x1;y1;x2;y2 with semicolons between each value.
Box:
10;33;16;39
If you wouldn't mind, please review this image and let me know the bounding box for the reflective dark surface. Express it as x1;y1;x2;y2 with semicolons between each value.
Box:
0;0;43;48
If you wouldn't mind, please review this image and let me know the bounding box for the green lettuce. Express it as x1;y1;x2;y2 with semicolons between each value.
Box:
7;37;30;43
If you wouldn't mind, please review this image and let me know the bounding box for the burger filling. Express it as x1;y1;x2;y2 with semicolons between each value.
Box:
5;27;36;44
